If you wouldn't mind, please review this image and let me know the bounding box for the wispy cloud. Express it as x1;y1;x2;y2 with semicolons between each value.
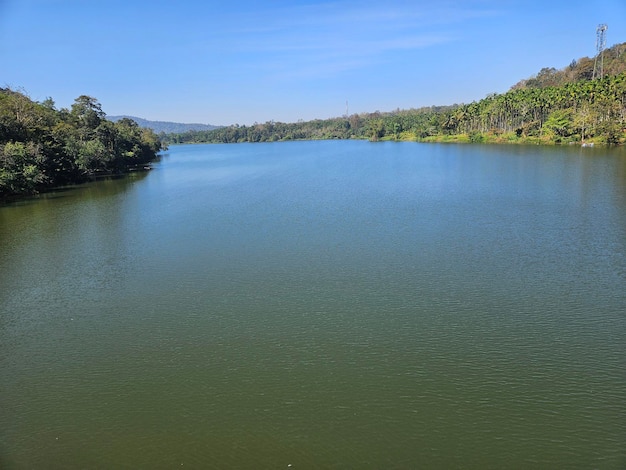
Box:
212;1;500;80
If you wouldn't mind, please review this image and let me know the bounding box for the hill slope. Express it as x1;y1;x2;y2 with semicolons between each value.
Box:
512;42;626;89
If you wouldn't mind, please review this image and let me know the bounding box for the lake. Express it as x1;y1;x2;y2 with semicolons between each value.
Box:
1;141;625;469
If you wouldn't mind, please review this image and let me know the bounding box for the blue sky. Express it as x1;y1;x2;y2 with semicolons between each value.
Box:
1;0;625;125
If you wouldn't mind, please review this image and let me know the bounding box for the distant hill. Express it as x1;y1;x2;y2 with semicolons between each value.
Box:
107;115;221;134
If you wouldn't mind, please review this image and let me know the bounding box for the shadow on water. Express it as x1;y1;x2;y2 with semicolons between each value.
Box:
0;171;150;263
0;170;150;207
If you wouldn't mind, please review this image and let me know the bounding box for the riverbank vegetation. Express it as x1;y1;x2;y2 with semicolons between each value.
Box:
0;89;165;198
165;42;626;146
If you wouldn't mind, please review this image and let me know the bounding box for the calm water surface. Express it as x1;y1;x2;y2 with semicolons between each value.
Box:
1;141;625;469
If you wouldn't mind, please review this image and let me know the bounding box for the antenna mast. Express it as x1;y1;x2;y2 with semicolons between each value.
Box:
593;24;608;80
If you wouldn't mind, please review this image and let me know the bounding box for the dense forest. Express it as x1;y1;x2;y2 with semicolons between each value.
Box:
0;89;165;198
165;42;626;146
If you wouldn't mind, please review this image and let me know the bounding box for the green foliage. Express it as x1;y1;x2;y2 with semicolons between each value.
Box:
368;118;385;141
0;89;165;198
544;109;574;138
0;142;47;194
71;95;105;131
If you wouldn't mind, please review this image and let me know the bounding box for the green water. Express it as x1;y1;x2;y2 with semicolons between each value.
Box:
1;141;625;469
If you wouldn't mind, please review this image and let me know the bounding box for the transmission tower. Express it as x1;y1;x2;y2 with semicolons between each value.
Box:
592;24;608;80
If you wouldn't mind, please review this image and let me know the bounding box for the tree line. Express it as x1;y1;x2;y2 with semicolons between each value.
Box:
165;74;626;146
0;89;165;198
165;43;626;146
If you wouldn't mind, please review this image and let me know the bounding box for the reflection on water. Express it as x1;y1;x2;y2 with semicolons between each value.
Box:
1;142;625;469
